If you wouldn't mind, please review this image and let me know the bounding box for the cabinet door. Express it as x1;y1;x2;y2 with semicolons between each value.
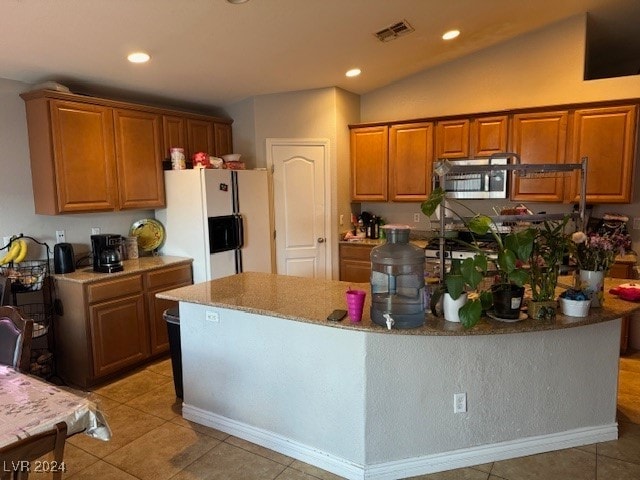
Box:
339;244;373;282
89;293;148;378
162;115;187;159
214;123;233;156
436;119;470;159
49;100;117;213
145;264;193;356
511;111;568;202
568;105;637;203
472;116;508;156
350;126;388;201
389;122;434;201
113;109;165;209
187;118;215;158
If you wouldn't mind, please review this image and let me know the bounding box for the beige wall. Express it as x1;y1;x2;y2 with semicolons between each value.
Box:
227;87;360;279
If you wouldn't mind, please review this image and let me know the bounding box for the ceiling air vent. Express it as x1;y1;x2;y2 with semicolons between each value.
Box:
374;20;414;42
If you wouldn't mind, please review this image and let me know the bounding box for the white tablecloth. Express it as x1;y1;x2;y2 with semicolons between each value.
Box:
0;365;111;447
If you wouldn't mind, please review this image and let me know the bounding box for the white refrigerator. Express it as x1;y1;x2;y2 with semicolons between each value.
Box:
156;169;274;283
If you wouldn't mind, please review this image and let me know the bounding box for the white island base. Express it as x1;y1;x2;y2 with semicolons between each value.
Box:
178;302;619;480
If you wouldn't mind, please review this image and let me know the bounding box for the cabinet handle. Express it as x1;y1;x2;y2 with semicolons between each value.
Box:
317;238;325;243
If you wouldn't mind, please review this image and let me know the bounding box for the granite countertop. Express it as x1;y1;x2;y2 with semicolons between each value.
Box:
157;271;640;336
339;238;429;249
52;256;193;284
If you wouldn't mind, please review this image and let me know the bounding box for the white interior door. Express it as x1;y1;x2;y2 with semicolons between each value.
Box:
267;139;330;278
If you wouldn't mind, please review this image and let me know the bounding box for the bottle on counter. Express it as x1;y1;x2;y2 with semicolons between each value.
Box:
370;224;425;329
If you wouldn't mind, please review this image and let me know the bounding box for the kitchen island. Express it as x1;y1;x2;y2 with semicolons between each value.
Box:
157;272;640;480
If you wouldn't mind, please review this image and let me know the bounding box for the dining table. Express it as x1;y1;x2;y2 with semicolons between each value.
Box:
0;365;111;449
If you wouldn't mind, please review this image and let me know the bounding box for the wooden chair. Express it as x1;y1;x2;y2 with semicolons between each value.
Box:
0;306;33;372
0;275;11;306
0;422;67;480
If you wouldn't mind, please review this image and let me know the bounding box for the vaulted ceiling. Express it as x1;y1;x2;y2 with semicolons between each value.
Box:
1;0;638;110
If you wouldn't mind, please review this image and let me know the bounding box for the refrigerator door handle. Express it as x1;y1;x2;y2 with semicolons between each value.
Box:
235;214;245;249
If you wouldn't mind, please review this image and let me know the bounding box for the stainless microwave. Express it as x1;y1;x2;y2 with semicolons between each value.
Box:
434;157;508;199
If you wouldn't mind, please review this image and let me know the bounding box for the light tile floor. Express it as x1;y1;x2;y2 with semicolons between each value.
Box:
39;351;640;479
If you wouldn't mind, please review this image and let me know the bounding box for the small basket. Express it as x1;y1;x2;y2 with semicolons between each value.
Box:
19;303;52;337
0;260;47;292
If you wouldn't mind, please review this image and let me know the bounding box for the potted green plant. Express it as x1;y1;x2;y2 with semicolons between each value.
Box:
422;188;535;327
432;257;488;324
527;217;571;320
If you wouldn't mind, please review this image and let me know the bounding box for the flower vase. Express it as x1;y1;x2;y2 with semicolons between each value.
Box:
579;269;605;307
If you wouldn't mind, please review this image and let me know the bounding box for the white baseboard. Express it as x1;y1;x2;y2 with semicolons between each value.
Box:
182;404;617;480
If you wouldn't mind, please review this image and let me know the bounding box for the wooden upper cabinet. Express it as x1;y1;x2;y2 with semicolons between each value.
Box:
471;116;508;156
162;115;187;159
39;100;117;214
568;105;637;204
389;122;434;201
350;126;389;201
186;118;215;159
164;116;233;159
511;111;568;202
436;119;470;159
214;122;233;156
113;109;165;209
436;116;507;159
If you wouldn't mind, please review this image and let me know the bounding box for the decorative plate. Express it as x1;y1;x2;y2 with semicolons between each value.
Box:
130;218;165;252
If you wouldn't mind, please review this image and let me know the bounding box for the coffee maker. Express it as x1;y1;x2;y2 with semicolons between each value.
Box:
91;234;124;273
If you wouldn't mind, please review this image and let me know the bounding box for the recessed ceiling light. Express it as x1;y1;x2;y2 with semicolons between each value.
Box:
227;0;249;4
346;68;361;78
127;52;150;63
442;30;460;40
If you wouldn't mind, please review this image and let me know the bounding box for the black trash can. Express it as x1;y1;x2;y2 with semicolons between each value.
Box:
163;307;183;399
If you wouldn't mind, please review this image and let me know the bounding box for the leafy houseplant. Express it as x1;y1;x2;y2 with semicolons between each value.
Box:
432;257;488;324
421;187;535;328
528;217;571;320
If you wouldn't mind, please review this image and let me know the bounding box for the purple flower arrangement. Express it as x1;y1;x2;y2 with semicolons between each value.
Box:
570;231;630;272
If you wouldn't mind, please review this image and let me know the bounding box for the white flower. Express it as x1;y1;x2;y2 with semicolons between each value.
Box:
571;231;587;244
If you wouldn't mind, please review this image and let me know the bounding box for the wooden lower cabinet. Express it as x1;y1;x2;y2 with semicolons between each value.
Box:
54;261;192;388
145;264;193;355
608;259;637;354
339;243;374;283
89;292;148;377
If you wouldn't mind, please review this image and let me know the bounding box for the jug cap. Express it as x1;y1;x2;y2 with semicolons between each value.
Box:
380;224;411;231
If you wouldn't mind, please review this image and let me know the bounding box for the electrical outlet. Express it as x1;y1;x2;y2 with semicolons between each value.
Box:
55;230;65;243
206;310;220;323
454;393;467;413
413;213;420;223
91;227;101;235
633;218;640;230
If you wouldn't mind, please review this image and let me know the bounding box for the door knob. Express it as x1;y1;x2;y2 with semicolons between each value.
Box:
317;237;325;243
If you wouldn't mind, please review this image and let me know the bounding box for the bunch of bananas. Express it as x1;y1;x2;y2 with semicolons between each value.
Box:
0;238;28;266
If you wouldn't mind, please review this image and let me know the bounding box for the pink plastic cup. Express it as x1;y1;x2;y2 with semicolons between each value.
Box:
346;289;366;322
